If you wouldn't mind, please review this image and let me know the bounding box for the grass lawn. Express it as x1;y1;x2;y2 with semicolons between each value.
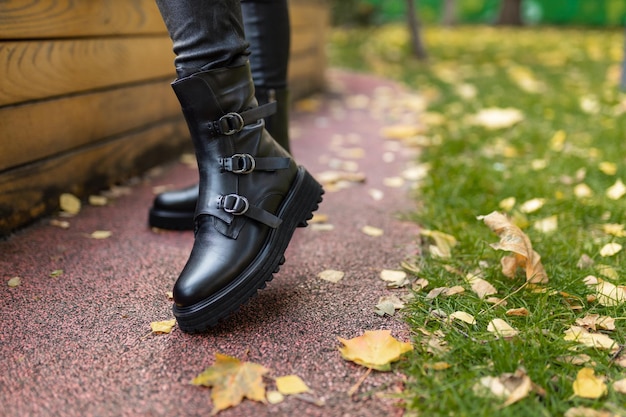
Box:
329;25;626;416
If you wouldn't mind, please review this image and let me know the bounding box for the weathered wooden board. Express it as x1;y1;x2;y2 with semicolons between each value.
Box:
0;37;175;107
0;0;167;39
0;119;190;236
0;80;182;172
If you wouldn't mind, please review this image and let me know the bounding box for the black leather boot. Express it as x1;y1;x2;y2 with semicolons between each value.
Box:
148;87;290;230
170;63;323;332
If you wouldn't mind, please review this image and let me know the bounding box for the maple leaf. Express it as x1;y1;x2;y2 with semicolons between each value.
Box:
478;211;548;283
192;353;269;414
338;330;413;371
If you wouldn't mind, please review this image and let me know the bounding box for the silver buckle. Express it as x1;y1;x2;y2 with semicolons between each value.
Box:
218;194;249;215
218;112;244;135
230;153;256;174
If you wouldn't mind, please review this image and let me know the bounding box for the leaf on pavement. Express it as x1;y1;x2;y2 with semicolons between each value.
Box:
572;368;607;399
478;211;548;283
60;193;81;215
318;269;344;283
7;277;21;288
90;230;112;239
338;330;413;371
150;319;176;334
361;225;384;237
563;325;617;351
192;353;269;414
374;295;405;316
275;375;310;395
379;269;410;288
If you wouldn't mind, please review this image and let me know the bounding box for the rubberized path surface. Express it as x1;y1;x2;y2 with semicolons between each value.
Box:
1;70;421;417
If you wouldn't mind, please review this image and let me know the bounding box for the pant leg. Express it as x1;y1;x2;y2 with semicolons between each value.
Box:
241;0;290;90
155;0;250;78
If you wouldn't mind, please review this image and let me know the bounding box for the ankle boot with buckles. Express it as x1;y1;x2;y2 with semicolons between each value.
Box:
169;63;323;332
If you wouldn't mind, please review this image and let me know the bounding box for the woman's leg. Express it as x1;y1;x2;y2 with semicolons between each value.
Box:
148;0;292;231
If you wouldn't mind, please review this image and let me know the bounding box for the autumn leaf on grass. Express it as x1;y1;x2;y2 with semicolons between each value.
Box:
420;229;457;258
487;319;519;338
338;330;413;371
464;270;498;299
469;108;524;130
473;368;535;407
563;326;617;351
478;211;548;283
583;275;626;307
192;353;268;415
572;368;607;399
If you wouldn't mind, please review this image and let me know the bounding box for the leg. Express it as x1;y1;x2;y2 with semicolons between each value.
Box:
154;0;323;332
149;0;293;230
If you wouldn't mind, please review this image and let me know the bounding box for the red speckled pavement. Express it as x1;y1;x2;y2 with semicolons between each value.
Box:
1;70;423;417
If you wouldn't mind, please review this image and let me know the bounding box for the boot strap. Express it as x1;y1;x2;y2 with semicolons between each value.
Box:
207;101;277;137
217;194;282;229
218;154;290;174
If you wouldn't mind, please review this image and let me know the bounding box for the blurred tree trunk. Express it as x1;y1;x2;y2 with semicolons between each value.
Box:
406;0;427;60
442;0;456;26
497;0;523;25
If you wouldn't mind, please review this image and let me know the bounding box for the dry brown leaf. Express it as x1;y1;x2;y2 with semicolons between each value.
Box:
572;368;607;399
479;211;548;283
379;270;409;288
318;269;344;283
575;314;616;331
564;325;617;351
192;353;268;414
374;295;405;316
487;319;519;338
426;286;465;300
473;369;534;407
465;271;498;299
506;307;530;317
584;276;626;307
338;330;413;371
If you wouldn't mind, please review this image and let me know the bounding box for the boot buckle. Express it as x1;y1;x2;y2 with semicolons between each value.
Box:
218;112;245;135
219;153;256;174
217;194;249;215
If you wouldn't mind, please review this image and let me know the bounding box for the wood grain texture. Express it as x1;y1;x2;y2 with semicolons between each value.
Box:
0;120;190;235
0;80;182;172
0;36;175;106
0;0;167;39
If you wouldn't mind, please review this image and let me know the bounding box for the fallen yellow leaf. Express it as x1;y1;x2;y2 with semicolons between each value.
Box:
487;319;519;338
90;230;112;239
192;353;268;414
606;179;626;200
338;330;413;371
564;325;617;351
361;225;384;237
7;277;21;288
584;276;626;307
599;242;622;257
318;269;344;283
275;375;310;395
150;319;176;334
421;229;457;258
450;311;476;325
465;271;498;299
60;193;81;215
572;368;607;399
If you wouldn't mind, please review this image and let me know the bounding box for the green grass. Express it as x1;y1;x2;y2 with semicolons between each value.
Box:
329;25;626;416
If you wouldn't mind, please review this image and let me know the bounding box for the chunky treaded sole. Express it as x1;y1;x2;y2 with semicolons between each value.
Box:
172;166;324;333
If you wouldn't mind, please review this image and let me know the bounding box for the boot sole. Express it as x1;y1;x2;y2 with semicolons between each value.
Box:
172;166;324;332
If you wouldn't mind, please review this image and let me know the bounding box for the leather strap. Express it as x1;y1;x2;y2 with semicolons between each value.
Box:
207;101;277;138
219;154;290;174
217;194;282;229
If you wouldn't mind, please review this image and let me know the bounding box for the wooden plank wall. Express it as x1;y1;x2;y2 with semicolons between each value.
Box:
0;0;329;236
